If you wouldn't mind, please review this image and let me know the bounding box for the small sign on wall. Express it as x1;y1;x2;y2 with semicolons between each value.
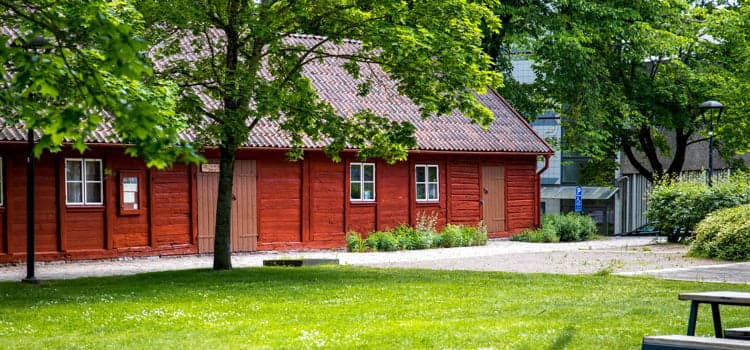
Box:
201;164;220;173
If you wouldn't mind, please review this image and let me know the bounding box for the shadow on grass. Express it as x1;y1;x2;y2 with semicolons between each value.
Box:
549;325;576;350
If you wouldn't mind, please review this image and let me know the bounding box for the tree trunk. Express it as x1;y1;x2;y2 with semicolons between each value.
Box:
213;144;237;270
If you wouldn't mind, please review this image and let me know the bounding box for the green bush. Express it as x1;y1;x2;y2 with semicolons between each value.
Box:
365;231;399;252
392;224;432;250
345;231;365;252
646;174;750;242
512;213;595;242
689;204;750;260
347;222;488;252
511;226;560;243
439;224;464;247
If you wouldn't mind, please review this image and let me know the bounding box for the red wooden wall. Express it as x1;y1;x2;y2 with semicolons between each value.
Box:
256;151;541;250
0;145;196;263
0;145;541;261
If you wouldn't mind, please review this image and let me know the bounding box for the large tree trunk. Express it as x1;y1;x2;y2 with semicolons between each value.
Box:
213;144;237;270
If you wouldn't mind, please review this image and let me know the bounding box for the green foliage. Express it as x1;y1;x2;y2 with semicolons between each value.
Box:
365;231;399;252
137;1;502;268
646;174;750;242
391;224;432;250
690;204;750;261
511;226;560;243
347;222;488;252
0;0;200;168
487;1;750;180
512;213;597;243
345;231;365;253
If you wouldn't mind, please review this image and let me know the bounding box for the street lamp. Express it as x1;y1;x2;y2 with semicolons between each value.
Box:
22;35;50;284
698;100;725;187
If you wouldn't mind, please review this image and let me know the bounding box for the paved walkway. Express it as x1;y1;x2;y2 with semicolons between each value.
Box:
0;236;745;284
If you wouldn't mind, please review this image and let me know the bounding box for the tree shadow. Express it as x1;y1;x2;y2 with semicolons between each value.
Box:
549;325;576;350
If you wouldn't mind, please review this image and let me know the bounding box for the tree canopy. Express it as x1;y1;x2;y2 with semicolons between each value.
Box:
487;0;750;182
0;0;199;167
136;0;503;269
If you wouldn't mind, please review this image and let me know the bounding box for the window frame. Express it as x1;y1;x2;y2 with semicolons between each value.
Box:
415;164;440;202
349;162;376;202
118;170;143;215
65;158;104;206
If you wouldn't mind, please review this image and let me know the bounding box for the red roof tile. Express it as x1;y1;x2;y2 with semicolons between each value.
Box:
1;34;552;155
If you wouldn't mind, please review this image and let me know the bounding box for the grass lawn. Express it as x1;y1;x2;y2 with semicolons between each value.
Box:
1;266;749;349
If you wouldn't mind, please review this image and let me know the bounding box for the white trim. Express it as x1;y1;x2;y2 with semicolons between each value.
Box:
415;164;439;202
65;158;103;206
350;162;376;202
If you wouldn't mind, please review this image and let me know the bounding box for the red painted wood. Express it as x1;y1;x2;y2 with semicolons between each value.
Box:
257;158;302;243
310;154;344;240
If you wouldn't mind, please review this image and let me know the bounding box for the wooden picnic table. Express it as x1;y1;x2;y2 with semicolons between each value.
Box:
679;291;750;338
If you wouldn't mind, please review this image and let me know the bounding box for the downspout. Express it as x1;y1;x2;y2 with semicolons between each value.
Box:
535;154;551;227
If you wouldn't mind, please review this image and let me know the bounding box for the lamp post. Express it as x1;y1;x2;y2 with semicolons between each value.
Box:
698;100;725;187
22;36;50;284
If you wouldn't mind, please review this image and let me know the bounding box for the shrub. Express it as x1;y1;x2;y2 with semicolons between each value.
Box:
415;211;439;235
392;224;432;250
438;224;465;247
365;231;398;252
511;226;559;243
467;223;489;246
646;174;750;242
512;213;595;243
345;231;365;252
545;213;597;242
689;204;750;261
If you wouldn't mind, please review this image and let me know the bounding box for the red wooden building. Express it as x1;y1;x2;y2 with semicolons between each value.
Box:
0;35;552;262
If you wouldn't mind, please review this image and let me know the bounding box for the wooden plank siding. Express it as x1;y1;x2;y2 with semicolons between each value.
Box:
0;145;197;263
0;145;542;262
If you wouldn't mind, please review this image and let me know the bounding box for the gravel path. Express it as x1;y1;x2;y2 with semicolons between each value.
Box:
0;236;729;282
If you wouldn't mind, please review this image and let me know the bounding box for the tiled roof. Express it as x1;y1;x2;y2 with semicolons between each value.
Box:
1;34;552;155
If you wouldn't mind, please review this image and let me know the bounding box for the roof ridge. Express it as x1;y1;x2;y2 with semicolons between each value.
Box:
287;33;363;45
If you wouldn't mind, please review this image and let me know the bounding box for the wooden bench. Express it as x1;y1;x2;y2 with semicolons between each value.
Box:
642;335;750;350
727;328;750;340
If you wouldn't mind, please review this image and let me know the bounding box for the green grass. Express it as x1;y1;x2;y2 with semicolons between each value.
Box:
1;266;748;349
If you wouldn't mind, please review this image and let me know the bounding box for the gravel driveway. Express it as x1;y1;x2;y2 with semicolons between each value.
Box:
0;236;730;282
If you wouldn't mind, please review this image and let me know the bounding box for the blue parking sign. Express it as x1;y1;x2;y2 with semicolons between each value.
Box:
575;186;583;213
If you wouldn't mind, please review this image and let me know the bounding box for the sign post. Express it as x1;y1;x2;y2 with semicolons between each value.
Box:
574;186;583;213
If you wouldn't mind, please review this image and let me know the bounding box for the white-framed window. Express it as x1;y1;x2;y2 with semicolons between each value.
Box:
350;163;375;201
416;164;439;201
65;158;103;205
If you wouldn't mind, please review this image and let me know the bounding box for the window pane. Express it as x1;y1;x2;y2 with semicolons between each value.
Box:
416;184;426;200
85;161;101;181
350;183;361;200
428;184;438;200
67;183;83;203
350;164;361;182
363;183;374;200
86;183;102;203
428;166;438;182
66;161;82;181
416;166;425;183
363;165;374;181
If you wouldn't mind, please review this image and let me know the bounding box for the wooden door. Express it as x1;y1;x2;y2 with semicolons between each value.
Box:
482;166;506;233
197;160;257;253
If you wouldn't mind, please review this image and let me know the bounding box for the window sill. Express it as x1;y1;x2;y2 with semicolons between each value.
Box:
350;201;376;207
65;206;105;213
416;201;441;206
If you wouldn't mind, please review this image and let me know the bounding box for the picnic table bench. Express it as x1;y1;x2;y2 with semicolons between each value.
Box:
642;291;750;349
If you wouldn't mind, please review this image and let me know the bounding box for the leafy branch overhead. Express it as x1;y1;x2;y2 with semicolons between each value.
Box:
487;0;750;181
136;0;504;269
140;0;503;162
0;0;200;167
